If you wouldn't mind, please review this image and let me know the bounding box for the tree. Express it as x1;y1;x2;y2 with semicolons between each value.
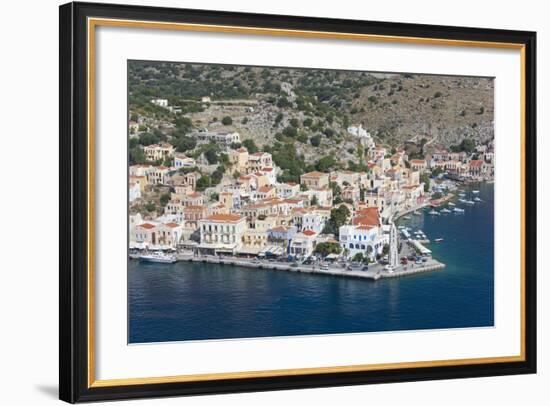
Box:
420;173;430;192
352;253;365;263
282;126;298;138
195;175;211;191
289;118;300;128
310;195;319;206
160;193;170;206
221;116;233;125
129;146;146;165
242;139;258;154
145;202;156;212
204;148;219;165
175;136;196;152
303;117;313;127
310;134;322;147
314;242;342;257
322;205;350;237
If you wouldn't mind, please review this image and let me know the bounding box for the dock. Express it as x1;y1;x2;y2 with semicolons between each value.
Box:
173;254;445;281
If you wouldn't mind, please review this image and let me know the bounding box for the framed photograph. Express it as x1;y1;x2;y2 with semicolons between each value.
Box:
59;1;537;403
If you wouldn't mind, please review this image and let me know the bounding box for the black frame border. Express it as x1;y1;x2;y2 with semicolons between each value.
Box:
59;1;536;403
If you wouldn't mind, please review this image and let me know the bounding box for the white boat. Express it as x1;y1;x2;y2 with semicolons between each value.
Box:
413;211;421;216
428;210;440;215
403;215;411;220
453;207;465;213
458;193;466;198
472;190;480;194
448;202;456;206
474;197;483;202
139;251;177;264
458;198;467;203
440;208;451;213
464;200;475;205
434;238;444;243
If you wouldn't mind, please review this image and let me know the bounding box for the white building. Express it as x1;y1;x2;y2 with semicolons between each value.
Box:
192;130;241;146
198;214;247;254
174;153;196;169
151;98;168;107
289;229;317;258
339;225;387;260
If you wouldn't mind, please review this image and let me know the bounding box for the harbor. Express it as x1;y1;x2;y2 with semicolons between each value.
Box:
129;182;494;343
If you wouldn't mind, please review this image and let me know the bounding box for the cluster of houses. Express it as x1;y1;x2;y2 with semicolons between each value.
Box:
129;123;494;262
408;142;495;180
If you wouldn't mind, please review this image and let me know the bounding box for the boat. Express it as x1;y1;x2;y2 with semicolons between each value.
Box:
458;198;467;203
413;211;421;216
440;208;451;213
139;251;177;264
464;200;475;205
472;190;480;194
448;202;456;206
474;197;483;202
453;207;465;213
403;215;411;220
458;193;466;198
320;263;329;270
434;238;444;243
428;210;440;215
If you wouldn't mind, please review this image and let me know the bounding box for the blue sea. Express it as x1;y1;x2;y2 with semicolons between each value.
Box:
128;183;494;344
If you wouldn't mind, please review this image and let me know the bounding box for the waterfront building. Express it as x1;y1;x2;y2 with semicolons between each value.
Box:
267;225;297;253
469;159;484;177
157;222;184;248
241;229;268;254
289;229;317;258
300;171;329;189
183;205;207;230
198;214;247;255
183;192;205;207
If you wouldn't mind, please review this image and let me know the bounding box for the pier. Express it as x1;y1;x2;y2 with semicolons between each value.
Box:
172;254;445;281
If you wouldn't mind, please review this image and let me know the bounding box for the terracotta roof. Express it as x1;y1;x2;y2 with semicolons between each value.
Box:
353;207;380;228
302;171;328;178
470;160;484;168
410;159;426;165
205;214;244;222
139;223;156;229
257;186;274;193
302;229;317;236
165;222;179;228
184;205;205;211
270;226;291;232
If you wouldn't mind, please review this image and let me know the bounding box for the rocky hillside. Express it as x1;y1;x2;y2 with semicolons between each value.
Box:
129;61;494;162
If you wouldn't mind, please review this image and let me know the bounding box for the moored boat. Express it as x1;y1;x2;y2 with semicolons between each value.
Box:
453;207;465;213
474;197;483;202
440;208;451;213
434;238;444;243
428;210;440;215
448;202;456;206
472;190;480;194
464;200;475;205
139;251;177;264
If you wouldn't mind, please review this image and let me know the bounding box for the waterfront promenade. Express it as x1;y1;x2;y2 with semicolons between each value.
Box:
173;253;445;281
